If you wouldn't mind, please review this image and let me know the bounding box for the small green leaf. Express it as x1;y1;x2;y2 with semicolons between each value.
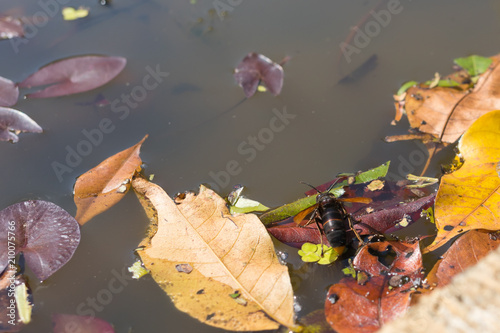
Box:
342;259;356;278
422;207;435;224
354;161;390;183
14;282;32;324
298;243;338;265
316;247;339;265
396;80;418;95
229;197;269;214
454;55;492;77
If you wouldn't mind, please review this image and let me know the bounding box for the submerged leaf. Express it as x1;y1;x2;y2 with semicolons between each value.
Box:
133;178;297;331
74;135;147;225
0;76;19;107
19;55;126;99
0;107;42;143
0;16;24;40
52;314;115;333
0;201;80;281
424;110;500;252
234;53;284;98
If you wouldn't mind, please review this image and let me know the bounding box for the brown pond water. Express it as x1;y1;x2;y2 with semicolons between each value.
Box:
1;0;500;332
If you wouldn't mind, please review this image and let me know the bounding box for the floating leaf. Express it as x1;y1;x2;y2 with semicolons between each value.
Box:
234;53;284;98
0;16;24;40
325;241;423;333
0;76;19;107
132;178;297;331
0;201;80;281
74;135;147;225
424;110;500;252
62;7;90;21
0;107;42;143
396;80;418;96
229;196;269;214
398;54;500;143
128;261;149;279
454;55;492;77
427;230;500;288
19;55;126;99
52;314;115;333
298;243;339;265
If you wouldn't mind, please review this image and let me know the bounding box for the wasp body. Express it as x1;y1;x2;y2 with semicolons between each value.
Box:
295;181;371;251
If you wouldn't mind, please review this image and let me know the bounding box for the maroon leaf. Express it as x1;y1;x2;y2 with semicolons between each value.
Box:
0;76;19;107
0;201;80;281
0;16;24;40
19;55;126;99
0;107;42;143
234;53;284;97
52;314;115;333
268;219;328;248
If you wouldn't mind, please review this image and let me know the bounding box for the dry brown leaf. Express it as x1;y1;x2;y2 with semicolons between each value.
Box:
132;178;297;331
74;135;147;225
426;230;500;288
404;54;500;144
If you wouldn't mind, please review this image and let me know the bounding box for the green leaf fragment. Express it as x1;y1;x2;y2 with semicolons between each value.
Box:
396;80;418;95
354;161;390;183
454;55;492;77
229;197;269;214
128;260;150;279
422;207;435;224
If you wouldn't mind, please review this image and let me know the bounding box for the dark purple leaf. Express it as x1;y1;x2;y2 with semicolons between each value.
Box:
0;201;80;281
0;16;24;40
52;314;115;333
0;107;42;143
0;76;19;107
234;53;284;98
19;55;126;99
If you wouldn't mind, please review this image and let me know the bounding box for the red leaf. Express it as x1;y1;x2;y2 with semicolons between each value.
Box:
52;314;115;333
267;218;328;248
0;107;42;143
234;53;284;97
19;55;126;98
0;76;19;106
0;16;24;40
0;201;80;281
325;241;423;333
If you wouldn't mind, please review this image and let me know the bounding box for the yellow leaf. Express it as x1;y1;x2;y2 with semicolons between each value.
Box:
132;178;297;331
424;110;500;252
62;7;89;21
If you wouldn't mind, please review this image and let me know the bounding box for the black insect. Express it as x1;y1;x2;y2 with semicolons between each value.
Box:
295;181;371;250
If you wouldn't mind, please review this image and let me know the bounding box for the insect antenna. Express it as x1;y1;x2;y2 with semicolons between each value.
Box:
299;181;321;194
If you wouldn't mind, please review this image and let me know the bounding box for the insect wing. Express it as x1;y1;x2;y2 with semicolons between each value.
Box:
293;204;318;225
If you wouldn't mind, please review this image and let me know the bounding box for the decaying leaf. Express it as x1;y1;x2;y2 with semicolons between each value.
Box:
19;55;126;99
0;201;80;281
0;76;19;107
74;135;147;225
424;110;500;252
52;314;115;333
132;178;297;331
426;230;500;288
325;241;423;333
234;53;284;98
0;107;42;143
